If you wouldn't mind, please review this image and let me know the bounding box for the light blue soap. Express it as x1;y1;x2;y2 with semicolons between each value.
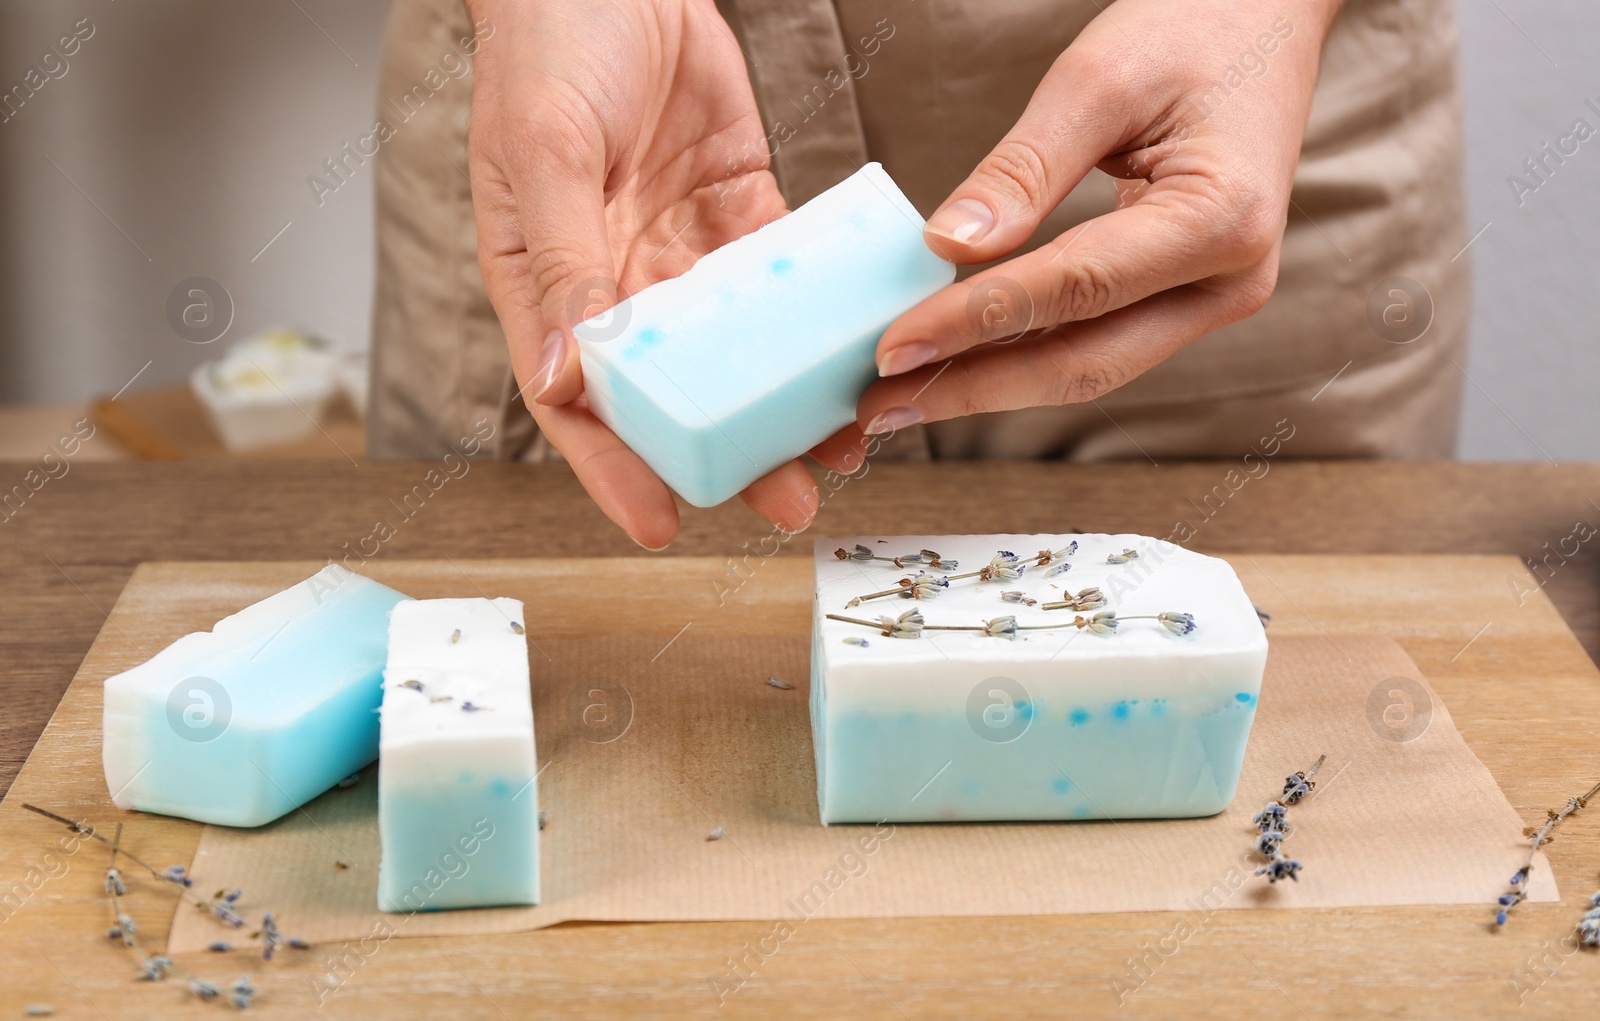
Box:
376;597;539;912
574;162;956;507
102;566;410;828
811;534;1270;823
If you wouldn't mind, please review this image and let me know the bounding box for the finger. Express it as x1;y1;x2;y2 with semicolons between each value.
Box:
496;91;618;408
859;274;1269;432
739;459;820;534
878;177;1280;375
526;400;681;550
921;43;1144;264
809;425;873;475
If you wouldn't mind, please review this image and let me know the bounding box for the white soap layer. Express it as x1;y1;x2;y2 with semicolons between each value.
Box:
102;565;409;827
811;534;1268;823
377;597;539;911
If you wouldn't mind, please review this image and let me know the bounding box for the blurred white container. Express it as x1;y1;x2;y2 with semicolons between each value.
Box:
191;329;340;451
337;351;370;420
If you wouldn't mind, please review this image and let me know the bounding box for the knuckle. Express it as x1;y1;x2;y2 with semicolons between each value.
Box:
981;138;1053;213
1046;353;1125;407
1195;173;1282;266
1047;258;1119;324
1227;263;1281;319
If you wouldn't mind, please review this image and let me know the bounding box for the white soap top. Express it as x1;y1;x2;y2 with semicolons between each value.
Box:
814;533;1265;666
380;597;533;745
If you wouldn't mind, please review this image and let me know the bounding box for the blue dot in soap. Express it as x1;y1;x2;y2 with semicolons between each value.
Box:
961;779;980;796
1051;776;1071;794
1112;702;1131;720
1150;700;1168;718
848;212;868;229
1016;700;1034;720
770;257;794;276
457;771;475;785
489;778;512;798
1235;692;1253;704
638;326;663;347
1069;708;1090;726
1072;804;1092;819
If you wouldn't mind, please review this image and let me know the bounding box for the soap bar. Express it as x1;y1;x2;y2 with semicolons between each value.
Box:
102;565;409;827
811;534;1268;823
574;162;955;508
377;598;539;912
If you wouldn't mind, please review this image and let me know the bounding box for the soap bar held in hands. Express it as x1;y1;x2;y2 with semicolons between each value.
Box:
574;162;955;507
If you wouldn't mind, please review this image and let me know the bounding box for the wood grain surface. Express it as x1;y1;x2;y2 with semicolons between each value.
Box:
2;461;1600;1019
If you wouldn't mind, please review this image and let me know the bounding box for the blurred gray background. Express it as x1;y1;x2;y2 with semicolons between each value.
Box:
0;0;1594;460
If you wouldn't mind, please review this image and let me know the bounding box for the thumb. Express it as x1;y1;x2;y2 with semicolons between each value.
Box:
503;96;618;407
922;57;1127;264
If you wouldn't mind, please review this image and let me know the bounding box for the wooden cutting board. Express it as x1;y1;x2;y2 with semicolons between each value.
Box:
2;554;1598;1021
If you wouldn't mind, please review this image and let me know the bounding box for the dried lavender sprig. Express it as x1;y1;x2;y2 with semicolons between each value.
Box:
22;804;244;926
843;551;1032;607
1251;755;1325;884
844;571;950;607
1494;779;1600;927
833;545;959;570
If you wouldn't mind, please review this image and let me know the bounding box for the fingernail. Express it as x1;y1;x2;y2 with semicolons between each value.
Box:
878;340;939;377
864;406;923;436
532;329;567;401
925;198;996;246
630;535;671;553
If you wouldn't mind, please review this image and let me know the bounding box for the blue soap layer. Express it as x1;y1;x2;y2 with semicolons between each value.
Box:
376;778;539;912
814;695;1258;824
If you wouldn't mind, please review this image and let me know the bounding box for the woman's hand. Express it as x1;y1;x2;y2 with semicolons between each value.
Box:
816;0;1344;463
465;0;817;548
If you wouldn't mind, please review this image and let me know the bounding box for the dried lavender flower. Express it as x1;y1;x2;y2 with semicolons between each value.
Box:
336;773;362;788
1578;889;1600;948
1075;611;1119;635
105;868;127;896
161;864;193;887
460;701;491;713
1157;611;1197;636
843;636;870;647
1106;548;1140;564
765;676;795;691
879;609;925;639
510;621;525;635
1000;590;1037;606
980;551;1025;581
982;616;1020;640
707;827;725;841
450;628;462;644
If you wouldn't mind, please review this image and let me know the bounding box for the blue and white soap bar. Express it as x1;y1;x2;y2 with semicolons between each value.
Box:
377;597;539;912
102;565;409;827
811;535;1268;823
574;162;956;508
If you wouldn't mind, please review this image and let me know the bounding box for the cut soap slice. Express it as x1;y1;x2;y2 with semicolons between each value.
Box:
377;597;539;912
102;564;409;827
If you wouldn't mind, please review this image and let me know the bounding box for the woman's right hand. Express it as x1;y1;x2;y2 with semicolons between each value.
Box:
464;0;820;548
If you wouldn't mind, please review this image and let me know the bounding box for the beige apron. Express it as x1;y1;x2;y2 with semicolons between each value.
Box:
369;0;1468;464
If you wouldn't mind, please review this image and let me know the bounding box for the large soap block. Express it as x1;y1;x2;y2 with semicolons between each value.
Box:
811;534;1268;823
377;597;539;912
102;565;409;827
574;162;955;507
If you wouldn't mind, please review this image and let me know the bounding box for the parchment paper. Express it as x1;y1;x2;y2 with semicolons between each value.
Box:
169;634;1555;950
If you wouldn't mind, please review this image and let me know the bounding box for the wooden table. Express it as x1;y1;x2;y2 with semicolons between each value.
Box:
2;461;1599;1018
